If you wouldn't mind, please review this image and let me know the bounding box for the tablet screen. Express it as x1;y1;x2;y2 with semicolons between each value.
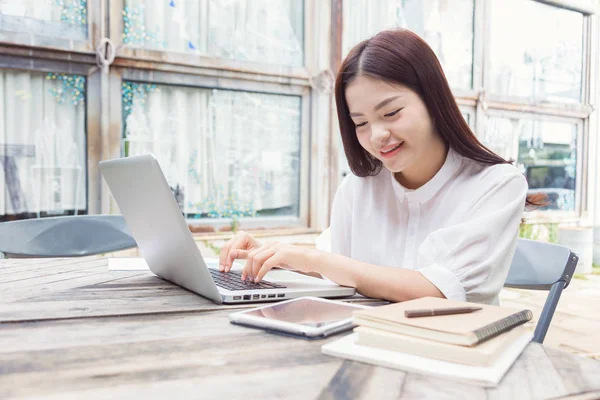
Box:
242;298;360;327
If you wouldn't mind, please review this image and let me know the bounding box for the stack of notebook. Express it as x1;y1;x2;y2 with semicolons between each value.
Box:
321;297;533;387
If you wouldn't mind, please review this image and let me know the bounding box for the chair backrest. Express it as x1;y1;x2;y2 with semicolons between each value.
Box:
0;215;137;257
504;238;578;343
505;238;577;290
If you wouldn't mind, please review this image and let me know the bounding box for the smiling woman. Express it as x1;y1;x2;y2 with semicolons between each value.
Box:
219;29;541;306
344;77;446;190
336;30;521;187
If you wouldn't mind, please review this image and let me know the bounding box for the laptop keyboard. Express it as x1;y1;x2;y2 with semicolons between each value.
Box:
209;269;287;291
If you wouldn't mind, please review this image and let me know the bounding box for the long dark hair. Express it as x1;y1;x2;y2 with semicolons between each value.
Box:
334;29;544;207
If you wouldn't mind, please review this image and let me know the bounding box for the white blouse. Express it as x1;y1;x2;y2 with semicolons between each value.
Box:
330;148;528;305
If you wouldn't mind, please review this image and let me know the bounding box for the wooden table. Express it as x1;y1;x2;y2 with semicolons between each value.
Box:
2;257;600;399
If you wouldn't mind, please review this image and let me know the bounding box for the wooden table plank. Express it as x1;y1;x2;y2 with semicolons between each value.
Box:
319;358;487;400
1;276;261;322
400;373;486;399
2;258;600;400
13;365;343;400
486;344;568;400
0;310;342;399
318;360;407;400
2;268;141;304
318;342;600;400
0;258;382;323
4;309;600;400
545;346;600;396
0;257;105;282
0;257;85;272
553;392;600;400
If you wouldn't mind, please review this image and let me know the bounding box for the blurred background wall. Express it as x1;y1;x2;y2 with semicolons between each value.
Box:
0;0;598;241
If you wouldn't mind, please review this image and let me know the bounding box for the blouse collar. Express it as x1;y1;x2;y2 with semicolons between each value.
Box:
390;147;461;204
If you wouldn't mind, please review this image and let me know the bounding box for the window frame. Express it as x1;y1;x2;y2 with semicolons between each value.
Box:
472;0;594;223
447;0;479;99
458;104;477;130
0;0;101;53
483;108;585;222
331;0;597;225
105;66;313;230
0;54;102;218
108;0;310;80
481;0;590;108
101;0;326;231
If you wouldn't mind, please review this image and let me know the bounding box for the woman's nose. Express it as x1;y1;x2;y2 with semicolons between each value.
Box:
371;125;391;144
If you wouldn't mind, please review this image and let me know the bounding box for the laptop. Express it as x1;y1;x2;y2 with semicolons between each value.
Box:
99;154;356;304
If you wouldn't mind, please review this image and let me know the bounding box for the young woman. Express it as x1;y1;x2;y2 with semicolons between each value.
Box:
219;29;539;305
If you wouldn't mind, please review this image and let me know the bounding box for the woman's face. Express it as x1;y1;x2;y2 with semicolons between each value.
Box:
345;75;443;176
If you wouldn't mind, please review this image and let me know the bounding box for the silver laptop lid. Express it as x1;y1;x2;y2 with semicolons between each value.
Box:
99;154;222;303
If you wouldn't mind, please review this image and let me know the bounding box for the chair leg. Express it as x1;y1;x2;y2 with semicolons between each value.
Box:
532;281;565;344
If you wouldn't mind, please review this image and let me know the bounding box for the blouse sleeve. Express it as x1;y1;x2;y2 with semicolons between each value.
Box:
330;174;353;257
416;169;528;304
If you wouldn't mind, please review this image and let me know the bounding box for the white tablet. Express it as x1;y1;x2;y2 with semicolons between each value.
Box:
228;296;371;338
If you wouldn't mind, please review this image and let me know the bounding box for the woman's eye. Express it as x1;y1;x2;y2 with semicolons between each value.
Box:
355;121;368;128
384;108;402;117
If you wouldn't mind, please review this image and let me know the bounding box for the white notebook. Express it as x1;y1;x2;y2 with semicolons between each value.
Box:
321;332;532;387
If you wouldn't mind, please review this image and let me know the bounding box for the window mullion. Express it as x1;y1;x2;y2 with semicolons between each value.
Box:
108;0;124;51
472;0;486;94
585;14;600;225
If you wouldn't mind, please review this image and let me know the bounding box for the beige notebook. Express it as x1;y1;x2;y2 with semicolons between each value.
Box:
355;324;527;366
353;297;532;346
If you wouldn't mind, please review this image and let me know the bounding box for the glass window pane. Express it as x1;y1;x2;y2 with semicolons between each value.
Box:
461;111;473;129
481;116;578;212
0;0;87;41
122;0;304;67
481;116;517;161
0;69;87;221
342;0;474;89
122;82;302;219
488;0;583;102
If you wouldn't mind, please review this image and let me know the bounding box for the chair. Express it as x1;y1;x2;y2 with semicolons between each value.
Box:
0;215;137;258
505;238;578;343
314;228;578;344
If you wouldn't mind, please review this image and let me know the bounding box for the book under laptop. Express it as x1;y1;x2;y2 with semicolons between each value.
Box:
99;154;355;304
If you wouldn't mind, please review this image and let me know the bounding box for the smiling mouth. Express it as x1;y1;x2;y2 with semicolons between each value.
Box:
379;142;404;157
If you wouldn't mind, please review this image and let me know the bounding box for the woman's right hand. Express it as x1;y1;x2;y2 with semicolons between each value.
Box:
219;231;263;272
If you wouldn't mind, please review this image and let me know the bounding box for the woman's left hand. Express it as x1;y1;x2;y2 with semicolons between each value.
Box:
229;242;316;283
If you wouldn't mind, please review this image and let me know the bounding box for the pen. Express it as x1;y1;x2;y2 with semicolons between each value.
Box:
404;306;483;318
